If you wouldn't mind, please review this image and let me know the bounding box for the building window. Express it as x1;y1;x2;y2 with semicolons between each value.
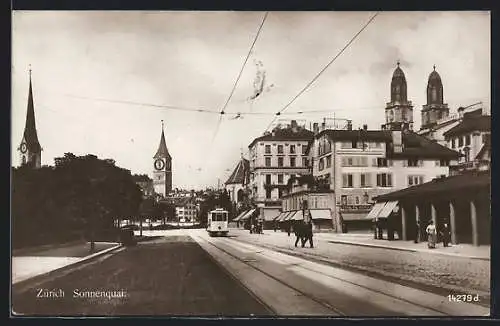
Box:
451;139;456;148
355;196;360;205
458;137;464;147
278;157;283;167
464;147;471;162
302;157;308;167
319;158;325;171
290;145;296;154
342;174;353;188
265;145;271;154
360;173;371;187
302;145;307;155
376;173;392;187
278;174;283;184
407;159;419;167
377;158;388;167
290;157;296;167
265;157;271;167
326;155;332;168
465;134;471;146
265;174;271;184
341;195;347;206
408;175;424;186
278;145;283;154
266;189;271;199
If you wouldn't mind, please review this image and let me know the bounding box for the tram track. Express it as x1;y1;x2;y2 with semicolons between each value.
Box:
190;231;489;317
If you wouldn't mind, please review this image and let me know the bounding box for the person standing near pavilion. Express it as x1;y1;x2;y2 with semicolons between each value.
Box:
440;223;451;247
425;220;437;249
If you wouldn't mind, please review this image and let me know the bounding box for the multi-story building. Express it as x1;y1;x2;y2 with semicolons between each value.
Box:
443;108;491;174
311;126;460;230
175;197;199;223
248;120;314;224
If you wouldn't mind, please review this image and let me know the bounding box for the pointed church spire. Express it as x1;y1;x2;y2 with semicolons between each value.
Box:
23;66;41;153
154;120;171;159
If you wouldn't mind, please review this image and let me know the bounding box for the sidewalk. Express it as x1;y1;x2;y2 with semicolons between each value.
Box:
315;232;490;261
12;242;121;284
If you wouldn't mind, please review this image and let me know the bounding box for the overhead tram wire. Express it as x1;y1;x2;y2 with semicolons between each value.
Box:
264;12;380;132
209;11;269;145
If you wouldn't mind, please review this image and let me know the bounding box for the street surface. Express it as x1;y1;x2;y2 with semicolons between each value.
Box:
11;229;490;316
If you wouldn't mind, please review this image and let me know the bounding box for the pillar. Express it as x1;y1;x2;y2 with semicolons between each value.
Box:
470;200;479;246
449;201;457;244
431;203;437;225
415;204;421;242
401;205;407;241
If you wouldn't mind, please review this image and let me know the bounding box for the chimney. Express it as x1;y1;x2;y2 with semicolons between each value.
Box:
363;124;368;131
313;122;319;135
321;122;326;131
392;131;403;153
291;120;298;132
347;120;352;131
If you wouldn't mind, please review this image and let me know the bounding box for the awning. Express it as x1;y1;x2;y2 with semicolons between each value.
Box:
377;201;399;218
281;211;293;221
273;212;284;221
310;209;331;220
233;210;249;222
341;212;371;221
263;208;281;221
291;210;304;221
240;208;256;221
366;202;386;220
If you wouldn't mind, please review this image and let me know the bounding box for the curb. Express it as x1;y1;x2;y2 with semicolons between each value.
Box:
12;240;86;257
325;239;490;261
12;243;124;291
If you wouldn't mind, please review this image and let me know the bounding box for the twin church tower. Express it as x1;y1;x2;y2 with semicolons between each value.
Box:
384;61;449;131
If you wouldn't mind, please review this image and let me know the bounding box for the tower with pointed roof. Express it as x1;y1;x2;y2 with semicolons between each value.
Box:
152;120;172;198
421;65;449;130
384;61;414;131
18;67;42;168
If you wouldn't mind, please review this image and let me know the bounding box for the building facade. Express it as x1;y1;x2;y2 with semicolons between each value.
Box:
175;198;199;223
225;157;250;208
443;109;491;174
152;122;172;198
18;69;42;168
248;120;314;223
311;128;460;230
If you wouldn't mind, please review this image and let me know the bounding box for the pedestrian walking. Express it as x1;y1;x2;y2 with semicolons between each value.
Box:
301;220;314;248
440;223;451;247
294;221;304;247
425;220;437;249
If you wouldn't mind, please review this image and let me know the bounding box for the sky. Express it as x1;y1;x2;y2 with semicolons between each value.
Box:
11;11;491;190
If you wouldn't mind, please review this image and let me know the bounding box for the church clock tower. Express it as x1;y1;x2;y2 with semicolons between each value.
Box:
18;67;42;168
153;120;172;198
384;61;414;131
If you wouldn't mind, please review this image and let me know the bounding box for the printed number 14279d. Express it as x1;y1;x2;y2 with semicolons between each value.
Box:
448;294;479;302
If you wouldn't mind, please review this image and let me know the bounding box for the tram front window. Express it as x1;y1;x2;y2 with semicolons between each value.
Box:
212;213;227;221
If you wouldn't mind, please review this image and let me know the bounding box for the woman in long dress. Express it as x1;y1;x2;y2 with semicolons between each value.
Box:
426;220;437;248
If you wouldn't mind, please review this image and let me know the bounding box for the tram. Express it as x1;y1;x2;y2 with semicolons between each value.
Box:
207;208;229;237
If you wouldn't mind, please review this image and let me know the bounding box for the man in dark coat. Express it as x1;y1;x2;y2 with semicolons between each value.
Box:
302;221;314;248
294;221;304;247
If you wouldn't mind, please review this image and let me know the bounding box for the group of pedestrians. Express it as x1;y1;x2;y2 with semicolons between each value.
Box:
416;220;451;249
292;220;314;248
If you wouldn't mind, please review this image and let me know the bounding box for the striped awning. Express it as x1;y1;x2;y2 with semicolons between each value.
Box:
240;209;256;221
366;202;386;220
290;210;304;221
273;212;285;221
233;210;249;222
281;211;293;221
378;201;399;218
310;209;331;220
263;208;281;221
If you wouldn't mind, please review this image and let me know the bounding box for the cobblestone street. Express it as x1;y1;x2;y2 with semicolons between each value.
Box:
228;228;490;302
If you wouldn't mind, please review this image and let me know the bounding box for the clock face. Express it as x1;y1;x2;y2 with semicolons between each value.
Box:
20;143;27;153
154;159;165;171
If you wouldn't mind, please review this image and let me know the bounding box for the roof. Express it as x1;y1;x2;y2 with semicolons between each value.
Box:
428;68;442;82
23;76;41;152
225;158;249;185
318;129;460;159
373;171;490;202
154;130;171;159
248;127;314;148
443;114;490;138
392;66;406;80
